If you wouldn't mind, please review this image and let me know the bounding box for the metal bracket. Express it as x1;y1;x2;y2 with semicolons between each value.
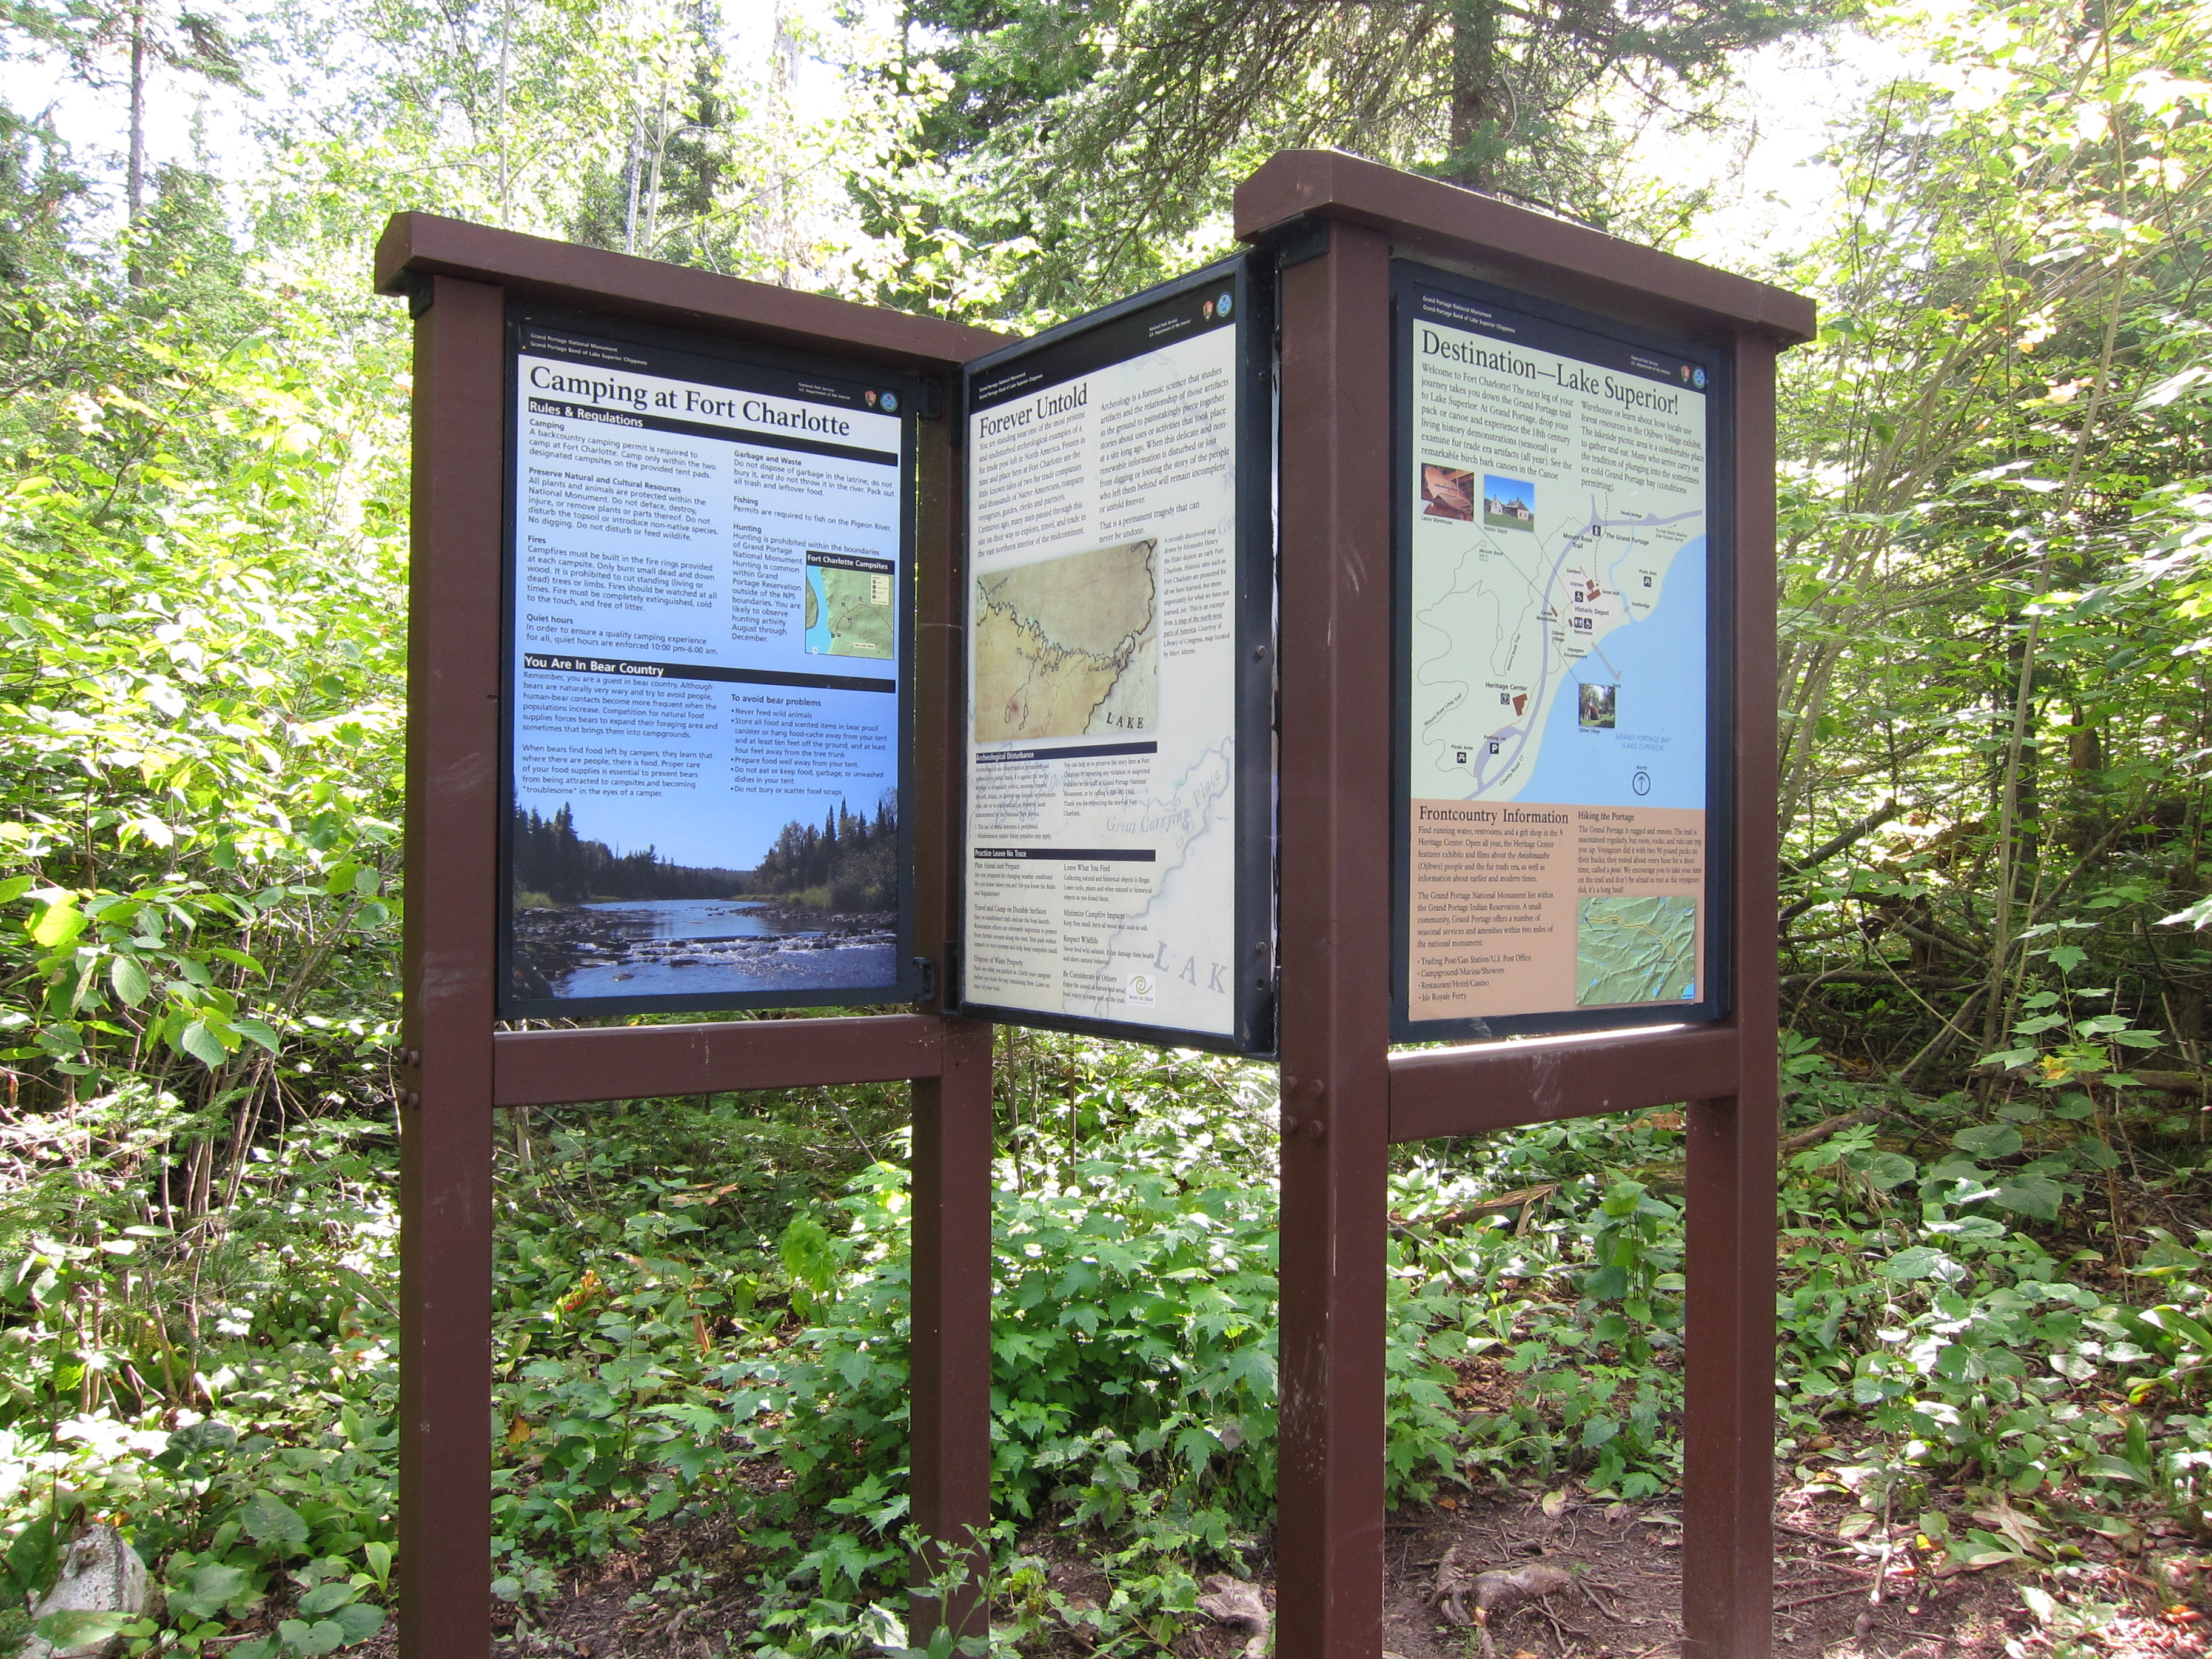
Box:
1269;216;1331;272
912;955;939;1004
386;271;434;318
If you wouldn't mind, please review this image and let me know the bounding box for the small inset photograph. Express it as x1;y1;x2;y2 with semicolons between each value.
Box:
1578;680;1617;729
1483;475;1537;530
1420;463;1475;520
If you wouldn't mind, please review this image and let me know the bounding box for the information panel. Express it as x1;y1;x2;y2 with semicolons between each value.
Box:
1393;263;1731;1041
957;259;1274;1053
500;306;914;1017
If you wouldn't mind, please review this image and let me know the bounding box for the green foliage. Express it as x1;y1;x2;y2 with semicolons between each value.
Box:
5;0;2212;1647
860;0;1842;317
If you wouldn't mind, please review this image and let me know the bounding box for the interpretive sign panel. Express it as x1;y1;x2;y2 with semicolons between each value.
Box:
956;258;1274;1053
1392;262;1731;1041
500;304;916;1017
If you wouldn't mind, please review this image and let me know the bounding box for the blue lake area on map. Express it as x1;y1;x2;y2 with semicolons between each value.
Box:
803;566;832;655
1509;535;1708;809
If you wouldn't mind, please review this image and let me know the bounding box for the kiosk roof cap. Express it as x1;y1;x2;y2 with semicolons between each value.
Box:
377;212;1013;369
1235;149;1817;346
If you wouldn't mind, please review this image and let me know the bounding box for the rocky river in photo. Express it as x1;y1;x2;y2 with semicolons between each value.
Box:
511;897;898;1000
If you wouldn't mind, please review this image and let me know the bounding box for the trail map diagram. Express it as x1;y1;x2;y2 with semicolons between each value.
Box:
1400;286;1713;1025
805;556;894;659
974;538;1158;743
1411;498;1701;802
1577;896;1697;1004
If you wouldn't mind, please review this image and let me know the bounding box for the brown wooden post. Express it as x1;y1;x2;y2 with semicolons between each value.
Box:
1273;218;1396;1659
397;271;503;1659
908;392;995;1641
908;1017;996;1638
1681;332;1784;1659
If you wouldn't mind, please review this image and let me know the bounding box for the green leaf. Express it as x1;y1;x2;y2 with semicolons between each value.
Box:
278;1617;348;1656
28;900;84;949
35;1609;133;1645
170;1560;253;1620
177;1018;232;1068
1993;1175;2064;1221
2134;1236;2207;1276
242;1489;310;1550
231;1016;281;1053
1882;1245;1957;1282
2144;1306;2212;1351
109;954;151;1007
2045;945;2088;971
1860;1151;1918;1190
2074;1136;2121;1170
1953;1124;2023;1159
297;1581;357;1617
2080;1453;2149;1484
330;1602;385;1643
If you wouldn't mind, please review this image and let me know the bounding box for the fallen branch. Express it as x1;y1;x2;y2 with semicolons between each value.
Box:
1780;1104;1895;1155
1390;1185;1560;1236
1783;799;1902;879
1774;1583;1874;1613
1433;1549;1574;1656
1196;1574;1270;1659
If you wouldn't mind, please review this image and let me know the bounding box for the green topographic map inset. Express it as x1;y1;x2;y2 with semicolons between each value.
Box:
1575;895;1697;1005
805;555;895;659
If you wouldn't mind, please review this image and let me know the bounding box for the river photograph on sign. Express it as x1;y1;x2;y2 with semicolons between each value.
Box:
1392;266;1728;1039
499;310;914;1016
957;259;1273;1052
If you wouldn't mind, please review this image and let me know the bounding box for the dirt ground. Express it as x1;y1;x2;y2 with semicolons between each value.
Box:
420;1475;2212;1658
1362;1486;2206;1659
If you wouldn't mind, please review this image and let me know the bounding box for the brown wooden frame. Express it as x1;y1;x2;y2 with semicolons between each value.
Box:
384;153;1811;1659
1244;150;1813;1659
378;213;1007;1658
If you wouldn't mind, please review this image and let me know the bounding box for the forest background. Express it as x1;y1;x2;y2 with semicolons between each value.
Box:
5;0;2212;1653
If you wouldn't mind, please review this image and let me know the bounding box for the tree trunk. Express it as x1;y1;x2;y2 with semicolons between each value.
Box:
495;0;512;227
127;0;146;284
1449;0;1503;187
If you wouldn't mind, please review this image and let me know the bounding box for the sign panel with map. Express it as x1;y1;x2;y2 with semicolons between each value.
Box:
1392;264;1732;1041
498;306;915;1017
957;259;1275;1053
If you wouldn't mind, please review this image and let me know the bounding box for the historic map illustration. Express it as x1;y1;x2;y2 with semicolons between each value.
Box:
973;538;1159;743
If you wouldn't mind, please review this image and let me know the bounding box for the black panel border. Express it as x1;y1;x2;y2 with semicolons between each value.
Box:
1389;259;1735;1045
497;300;920;1021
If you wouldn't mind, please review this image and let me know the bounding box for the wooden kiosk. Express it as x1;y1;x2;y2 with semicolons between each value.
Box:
1242;150;1813;1659
381;148;1812;1659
